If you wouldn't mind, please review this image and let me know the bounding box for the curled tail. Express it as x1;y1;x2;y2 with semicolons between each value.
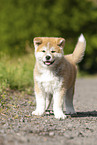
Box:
72;34;86;64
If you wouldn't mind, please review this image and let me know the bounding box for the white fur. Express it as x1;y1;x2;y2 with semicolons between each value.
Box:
35;69;63;93
33;68;66;119
78;34;85;42
53;91;66;119
32;99;45;115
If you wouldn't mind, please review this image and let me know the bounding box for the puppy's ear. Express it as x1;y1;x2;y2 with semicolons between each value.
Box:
33;37;42;50
57;38;65;49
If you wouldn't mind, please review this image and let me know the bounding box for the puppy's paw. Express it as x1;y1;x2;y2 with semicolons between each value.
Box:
32;109;44;116
66;108;76;115
54;111;66;119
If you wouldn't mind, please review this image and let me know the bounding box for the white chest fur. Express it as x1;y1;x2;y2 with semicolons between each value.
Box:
35;69;63;94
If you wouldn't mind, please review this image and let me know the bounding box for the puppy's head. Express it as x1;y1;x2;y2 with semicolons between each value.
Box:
33;37;65;68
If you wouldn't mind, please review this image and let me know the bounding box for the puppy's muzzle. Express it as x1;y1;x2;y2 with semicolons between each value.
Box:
46;55;51;60
43;55;55;66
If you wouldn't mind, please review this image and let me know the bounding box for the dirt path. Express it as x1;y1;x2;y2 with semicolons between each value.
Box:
0;78;97;145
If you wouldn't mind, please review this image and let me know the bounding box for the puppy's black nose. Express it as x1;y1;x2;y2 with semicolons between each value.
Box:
46;55;51;60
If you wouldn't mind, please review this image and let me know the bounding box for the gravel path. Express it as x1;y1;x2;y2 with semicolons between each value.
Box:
0;78;97;145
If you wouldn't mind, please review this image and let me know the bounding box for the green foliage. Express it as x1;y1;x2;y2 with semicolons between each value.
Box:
0;0;97;73
0;53;35;90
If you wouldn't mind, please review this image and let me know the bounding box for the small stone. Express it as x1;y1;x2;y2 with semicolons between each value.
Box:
49;131;55;136
67;124;73;128
64;134;74;139
29;130;33;133
45;112;50;115
78;132;84;137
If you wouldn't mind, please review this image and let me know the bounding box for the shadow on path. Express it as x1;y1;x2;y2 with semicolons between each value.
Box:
45;110;97;117
71;110;97;117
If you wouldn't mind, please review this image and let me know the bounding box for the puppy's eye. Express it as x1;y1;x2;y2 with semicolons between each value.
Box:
42;50;45;53
51;51;56;53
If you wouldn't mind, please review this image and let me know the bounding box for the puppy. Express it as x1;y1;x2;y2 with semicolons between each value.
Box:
32;34;86;119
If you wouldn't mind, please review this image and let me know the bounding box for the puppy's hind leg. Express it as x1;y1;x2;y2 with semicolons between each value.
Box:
46;94;52;110
65;87;76;115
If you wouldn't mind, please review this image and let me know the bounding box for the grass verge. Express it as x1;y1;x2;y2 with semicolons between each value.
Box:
0;52;35;112
0;53;35;91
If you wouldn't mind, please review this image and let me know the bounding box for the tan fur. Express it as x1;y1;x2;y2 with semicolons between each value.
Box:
32;34;86;119
66;41;86;64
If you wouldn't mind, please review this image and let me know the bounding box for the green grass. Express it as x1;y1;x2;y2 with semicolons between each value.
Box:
0;52;35;112
0;52;35;91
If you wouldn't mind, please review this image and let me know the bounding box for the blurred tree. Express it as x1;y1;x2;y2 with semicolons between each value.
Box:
0;0;97;73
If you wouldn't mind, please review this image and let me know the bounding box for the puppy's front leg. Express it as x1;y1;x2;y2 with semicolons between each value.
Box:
32;82;46;116
53;90;66;119
32;93;45;116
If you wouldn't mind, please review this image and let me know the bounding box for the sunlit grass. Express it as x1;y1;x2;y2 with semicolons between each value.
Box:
0;52;35;91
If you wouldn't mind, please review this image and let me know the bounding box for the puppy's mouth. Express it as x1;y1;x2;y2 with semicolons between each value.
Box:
43;60;55;66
